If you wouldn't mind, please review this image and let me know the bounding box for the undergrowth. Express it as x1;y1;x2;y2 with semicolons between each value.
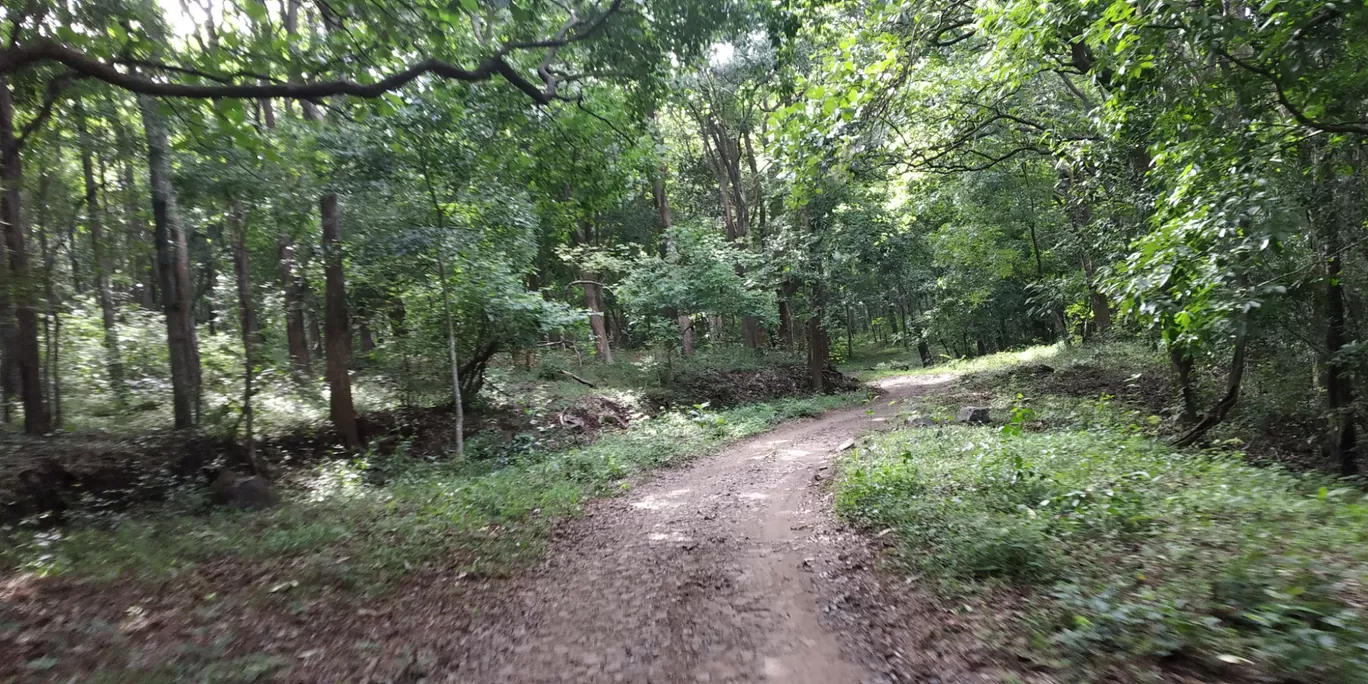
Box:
3;392;865;593
835;395;1368;682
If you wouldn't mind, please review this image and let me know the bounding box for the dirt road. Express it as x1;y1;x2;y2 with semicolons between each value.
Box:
452;374;998;683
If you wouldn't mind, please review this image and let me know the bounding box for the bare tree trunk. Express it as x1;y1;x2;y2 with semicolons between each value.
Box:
807;314;830;393
649;138;693;357
139;94;201;429
0;77;48;434
77;106;126;405
583;278;613;363
435;244;464;457
230;205;262;473
321;193;360;449
278;235;312;375
37;153;60;429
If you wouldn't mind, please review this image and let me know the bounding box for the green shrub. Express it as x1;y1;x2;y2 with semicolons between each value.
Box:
835;420;1368;681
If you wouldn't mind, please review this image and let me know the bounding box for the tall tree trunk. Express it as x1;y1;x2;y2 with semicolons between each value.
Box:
321;193;360;449
37;153;59;429
649;136;693;357
0;78;48;434
77;107;126;405
1313;156;1358;475
230;205;261;473
139;94;202;429
278;235;312;375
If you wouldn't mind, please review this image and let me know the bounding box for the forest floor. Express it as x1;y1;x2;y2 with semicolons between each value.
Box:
0;363;1014;683
6;344;1365;682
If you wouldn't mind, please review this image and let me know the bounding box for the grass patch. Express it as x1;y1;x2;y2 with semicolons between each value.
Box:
835;401;1368;682
4;392;866;592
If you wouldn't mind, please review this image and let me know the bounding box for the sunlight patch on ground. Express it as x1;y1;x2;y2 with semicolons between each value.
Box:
737;492;769;501
875;373;957;389
303;460;372;503
647;530;693;543
632;494;689;510
776;448;813;461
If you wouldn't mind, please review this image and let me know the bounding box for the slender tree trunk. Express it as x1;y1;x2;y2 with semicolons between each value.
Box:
1169;343;1199;424
200;225;218;334
777;295;795;351
1081;256;1111;334
435;244;464;457
119;124;157;310
37;154;59;429
77;107;126;405
278;235;312;375
304;273;324;358
139;95;201;429
388;296;412;405
321;193;361;449
230;205;261;473
845;304;854;360
0;78;48;434
583;278;613;363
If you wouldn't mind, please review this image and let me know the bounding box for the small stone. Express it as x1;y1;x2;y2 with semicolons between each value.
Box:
955;407;991;424
905;415;937;428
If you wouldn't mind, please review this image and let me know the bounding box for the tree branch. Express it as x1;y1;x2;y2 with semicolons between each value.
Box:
0;0;627;104
1214;46;1368;135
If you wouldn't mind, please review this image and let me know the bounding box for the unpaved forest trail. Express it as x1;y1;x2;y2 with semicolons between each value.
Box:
452;373;1001;684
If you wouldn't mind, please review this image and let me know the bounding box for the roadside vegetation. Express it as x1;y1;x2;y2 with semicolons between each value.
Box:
836;343;1368;683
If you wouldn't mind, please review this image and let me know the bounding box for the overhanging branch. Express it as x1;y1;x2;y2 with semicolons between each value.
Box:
0;0;626;105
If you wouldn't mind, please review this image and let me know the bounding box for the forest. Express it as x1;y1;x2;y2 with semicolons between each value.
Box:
2;0;1368;682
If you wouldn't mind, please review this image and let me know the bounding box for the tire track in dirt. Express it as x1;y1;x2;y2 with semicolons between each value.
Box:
450;373;994;684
